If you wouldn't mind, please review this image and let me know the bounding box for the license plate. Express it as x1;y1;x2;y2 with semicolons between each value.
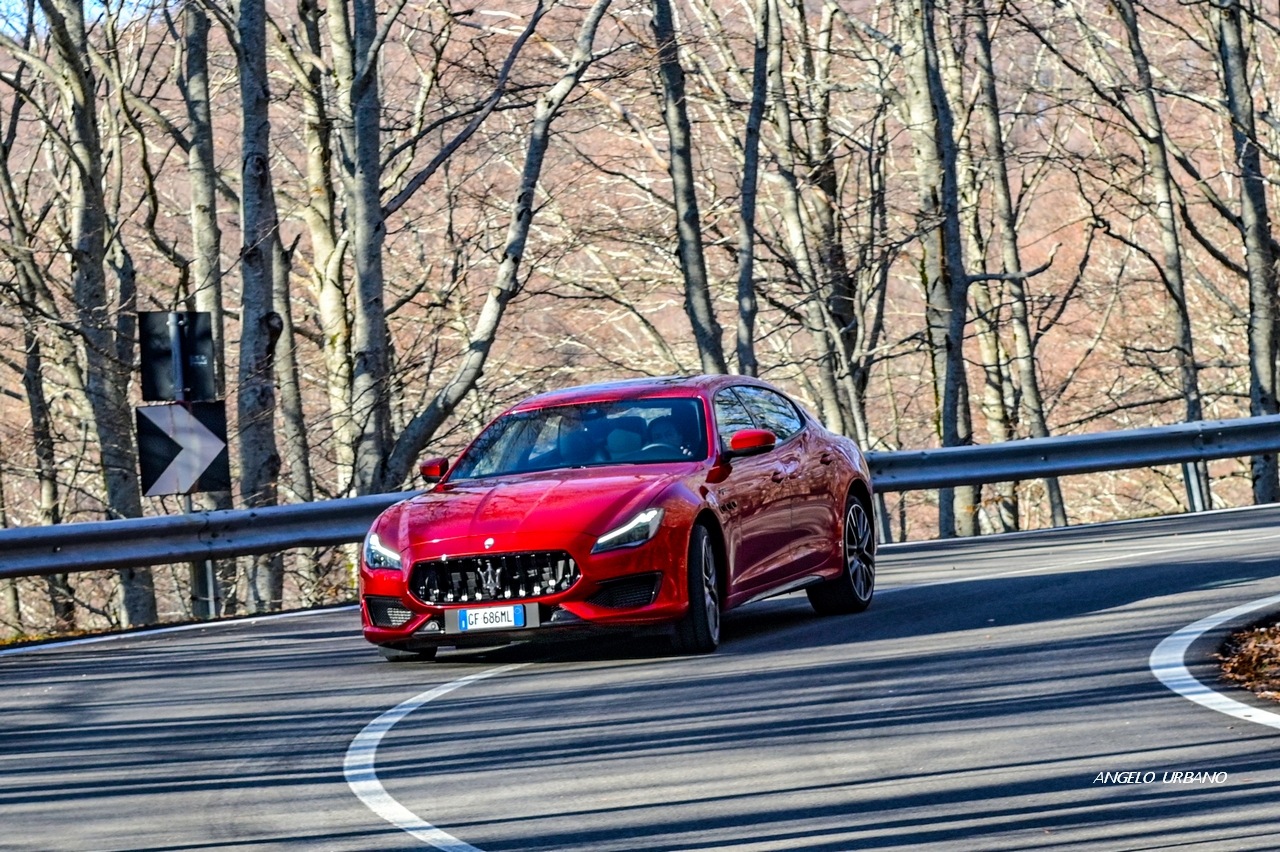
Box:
458;605;525;632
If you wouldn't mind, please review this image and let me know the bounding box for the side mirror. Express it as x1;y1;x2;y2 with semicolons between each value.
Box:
725;429;776;459
419;456;449;482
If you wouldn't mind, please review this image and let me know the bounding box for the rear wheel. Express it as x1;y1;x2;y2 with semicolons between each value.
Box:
807;493;875;615
671;524;720;654
378;645;438;663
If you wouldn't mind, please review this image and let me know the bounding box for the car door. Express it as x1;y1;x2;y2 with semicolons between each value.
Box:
788;425;841;572
732;386;817;586
710;388;795;598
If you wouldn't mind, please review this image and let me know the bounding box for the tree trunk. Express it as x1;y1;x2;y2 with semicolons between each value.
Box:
181;2;235;613
327;0;393;494
651;0;727;376
184;2;225;396
0;463;16;635
1216;0;1278;504
1115;0;1202;425
39;0;155;622
971;0;1065;526
734;0;769;378
379;0;615;490
763;0;845;434
23;333;75;630
939;1;1015;533
237;0;284;611
901;0;975;536
285;0;357;496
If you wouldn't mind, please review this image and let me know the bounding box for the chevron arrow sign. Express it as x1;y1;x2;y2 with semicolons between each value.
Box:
136;402;231;497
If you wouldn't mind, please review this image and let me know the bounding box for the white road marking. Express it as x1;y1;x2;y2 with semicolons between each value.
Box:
1149;592;1280;730
344;664;526;851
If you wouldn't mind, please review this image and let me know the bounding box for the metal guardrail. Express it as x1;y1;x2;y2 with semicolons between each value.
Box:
866;413;1280;491
0;492;417;580
1;414;1278;580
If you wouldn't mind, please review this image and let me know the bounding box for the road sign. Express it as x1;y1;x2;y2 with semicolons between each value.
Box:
136;402;230;496
139;312;216;402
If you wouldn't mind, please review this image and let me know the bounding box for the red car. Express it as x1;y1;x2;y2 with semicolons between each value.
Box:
360;375;875;660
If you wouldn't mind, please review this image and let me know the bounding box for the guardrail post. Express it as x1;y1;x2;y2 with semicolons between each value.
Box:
873;492;893;545
1181;460;1210;513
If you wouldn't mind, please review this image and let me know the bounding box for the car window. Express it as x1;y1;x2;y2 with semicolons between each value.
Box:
735;386;804;441
713;389;756;447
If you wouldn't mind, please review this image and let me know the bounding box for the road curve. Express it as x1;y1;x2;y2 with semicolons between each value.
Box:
3;506;1280;851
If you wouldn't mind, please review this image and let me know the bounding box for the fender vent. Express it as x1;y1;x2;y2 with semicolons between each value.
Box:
366;595;414;628
586;573;662;609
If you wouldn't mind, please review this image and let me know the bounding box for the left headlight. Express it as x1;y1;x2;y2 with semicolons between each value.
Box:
592;508;664;554
363;531;402;570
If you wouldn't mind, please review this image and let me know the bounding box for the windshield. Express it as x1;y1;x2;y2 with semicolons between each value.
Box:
450;398;708;480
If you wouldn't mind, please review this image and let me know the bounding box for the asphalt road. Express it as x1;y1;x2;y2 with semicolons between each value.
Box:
4;506;1280;852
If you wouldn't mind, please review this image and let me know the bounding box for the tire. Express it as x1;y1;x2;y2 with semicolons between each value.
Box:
378;645;438;663
807;492;875;615
671;524;721;654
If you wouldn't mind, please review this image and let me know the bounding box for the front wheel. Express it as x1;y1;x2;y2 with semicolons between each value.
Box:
808;493;876;615
671;524;720;654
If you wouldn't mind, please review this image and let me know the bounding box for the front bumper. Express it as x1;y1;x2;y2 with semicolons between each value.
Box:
360;523;690;649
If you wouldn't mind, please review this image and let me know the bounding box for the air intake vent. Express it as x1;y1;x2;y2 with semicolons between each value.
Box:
366;595;414;628
586;573;661;609
409;551;580;605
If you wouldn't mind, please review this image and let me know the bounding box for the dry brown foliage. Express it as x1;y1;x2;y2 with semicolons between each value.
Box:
1220;615;1280;702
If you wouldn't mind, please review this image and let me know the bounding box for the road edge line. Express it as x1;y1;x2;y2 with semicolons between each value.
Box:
1149;591;1280;730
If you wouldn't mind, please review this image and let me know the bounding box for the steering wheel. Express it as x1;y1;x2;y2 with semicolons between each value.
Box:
640;442;680;454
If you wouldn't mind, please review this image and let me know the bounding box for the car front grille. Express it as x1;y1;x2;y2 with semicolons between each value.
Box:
586;573;662;609
365;595;414;628
409;551;580;605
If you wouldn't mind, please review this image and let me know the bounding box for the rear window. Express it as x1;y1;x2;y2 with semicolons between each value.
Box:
734;386;804;441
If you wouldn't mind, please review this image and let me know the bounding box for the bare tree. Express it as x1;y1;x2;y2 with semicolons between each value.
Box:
380;0;616;490
1216;0;1278;503
234;0;286;610
971;0;1066;526
651;0;727;376
733;0;769;378
2;0;158;622
900;0;976;536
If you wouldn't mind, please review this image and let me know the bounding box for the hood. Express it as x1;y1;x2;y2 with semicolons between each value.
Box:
394;468;685;548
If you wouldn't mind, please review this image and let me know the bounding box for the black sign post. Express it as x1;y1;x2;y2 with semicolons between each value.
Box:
137;311;224;617
139;312;216;402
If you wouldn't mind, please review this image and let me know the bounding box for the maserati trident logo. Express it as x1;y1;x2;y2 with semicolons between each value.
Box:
479;564;502;598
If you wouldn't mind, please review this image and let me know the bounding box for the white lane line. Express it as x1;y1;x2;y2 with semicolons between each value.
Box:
0;604;359;658
1150;592;1280;730
344;663;526;851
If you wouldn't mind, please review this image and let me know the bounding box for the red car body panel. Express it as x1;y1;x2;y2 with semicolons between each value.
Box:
360;375;873;651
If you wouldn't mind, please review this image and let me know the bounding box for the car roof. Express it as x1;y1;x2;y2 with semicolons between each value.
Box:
508;374;778;412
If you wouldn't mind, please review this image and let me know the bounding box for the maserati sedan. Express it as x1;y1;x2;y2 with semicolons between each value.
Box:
360;375;876;660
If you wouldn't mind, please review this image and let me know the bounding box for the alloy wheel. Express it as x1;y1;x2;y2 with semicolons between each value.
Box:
701;533;720;642
844;500;875;602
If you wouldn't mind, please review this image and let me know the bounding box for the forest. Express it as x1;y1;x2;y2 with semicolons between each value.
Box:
1;0;1277;638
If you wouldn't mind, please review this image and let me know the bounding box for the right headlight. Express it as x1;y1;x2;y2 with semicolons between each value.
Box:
592;508;664;553
363;531;402;570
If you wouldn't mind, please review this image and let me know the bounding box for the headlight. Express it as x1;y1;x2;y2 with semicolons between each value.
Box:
592;508;664;553
363;531;402;570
